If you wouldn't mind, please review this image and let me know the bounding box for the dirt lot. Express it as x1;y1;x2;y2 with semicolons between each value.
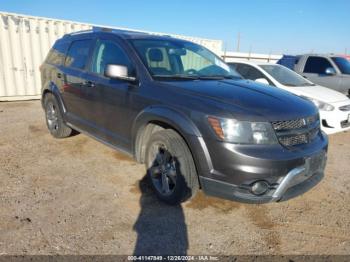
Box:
0;100;349;255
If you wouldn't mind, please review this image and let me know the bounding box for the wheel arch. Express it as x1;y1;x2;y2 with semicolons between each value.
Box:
132;106;200;162
132;106;213;189
41;81;66;114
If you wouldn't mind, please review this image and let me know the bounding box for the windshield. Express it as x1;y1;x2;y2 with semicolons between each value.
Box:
260;64;314;87
130;39;241;80
331;57;350;74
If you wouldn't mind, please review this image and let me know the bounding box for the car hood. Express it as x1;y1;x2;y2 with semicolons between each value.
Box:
283;84;349;103
161;79;317;121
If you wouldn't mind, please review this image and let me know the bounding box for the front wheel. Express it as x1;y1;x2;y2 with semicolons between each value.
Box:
145;129;199;205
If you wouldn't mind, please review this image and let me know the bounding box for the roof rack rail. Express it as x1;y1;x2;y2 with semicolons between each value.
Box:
63;29;94;37
63;26;173;38
92;26;149;35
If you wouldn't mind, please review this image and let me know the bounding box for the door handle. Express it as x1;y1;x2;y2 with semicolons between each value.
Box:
83;80;95;87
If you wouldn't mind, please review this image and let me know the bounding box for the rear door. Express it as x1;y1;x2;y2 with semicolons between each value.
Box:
301;56;342;92
82;36;137;149
60;37;94;129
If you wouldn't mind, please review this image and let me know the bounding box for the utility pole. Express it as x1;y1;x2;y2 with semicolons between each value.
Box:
248;45;252;60
345;48;348;55
236;32;240;52
223;42;227;61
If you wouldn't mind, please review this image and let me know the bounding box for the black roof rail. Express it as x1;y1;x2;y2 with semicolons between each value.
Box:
62;26;174;38
63;29;94;37
92;26;149;35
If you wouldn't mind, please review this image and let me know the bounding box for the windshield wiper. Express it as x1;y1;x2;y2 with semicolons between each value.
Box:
283;83;299;87
284;83;315;87
153;74;199;80
299;83;316;86
153;74;241;81
198;75;241;80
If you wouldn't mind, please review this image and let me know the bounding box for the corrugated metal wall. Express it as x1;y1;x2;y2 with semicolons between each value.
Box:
0;12;223;101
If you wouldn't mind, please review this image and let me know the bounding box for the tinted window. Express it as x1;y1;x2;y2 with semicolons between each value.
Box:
304;56;334;74
260;64;314;87
90;40;133;75
233;63;271;83
331;57;350;75
46;41;69;65
64;39;92;69
131;39;240;79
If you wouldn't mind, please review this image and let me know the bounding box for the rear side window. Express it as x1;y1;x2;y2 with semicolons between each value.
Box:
64;39;92;69
234;64;269;81
90;39;134;75
46;41;69;65
304;56;334;74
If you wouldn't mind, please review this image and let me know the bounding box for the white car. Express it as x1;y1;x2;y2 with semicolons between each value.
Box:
229;61;350;135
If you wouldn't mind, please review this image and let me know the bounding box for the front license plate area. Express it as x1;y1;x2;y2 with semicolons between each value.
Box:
305;150;326;175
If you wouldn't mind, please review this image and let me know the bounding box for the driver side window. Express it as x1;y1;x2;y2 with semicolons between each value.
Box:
91;39;134;76
304;56;334;74
235;64;271;84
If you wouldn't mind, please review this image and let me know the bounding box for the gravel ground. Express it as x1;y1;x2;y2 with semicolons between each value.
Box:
0;100;349;255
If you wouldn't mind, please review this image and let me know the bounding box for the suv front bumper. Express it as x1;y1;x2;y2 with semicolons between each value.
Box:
197;133;328;203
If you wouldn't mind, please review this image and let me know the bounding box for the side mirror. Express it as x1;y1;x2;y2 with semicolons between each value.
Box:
325;67;336;76
255;78;270;85
105;64;136;82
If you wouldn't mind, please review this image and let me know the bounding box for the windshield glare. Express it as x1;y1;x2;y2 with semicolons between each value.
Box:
260;64;314;87
331;57;350;75
130;39;241;79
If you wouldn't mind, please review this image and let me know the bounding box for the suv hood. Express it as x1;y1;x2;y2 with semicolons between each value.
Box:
162;79;317;121
283;84;349;103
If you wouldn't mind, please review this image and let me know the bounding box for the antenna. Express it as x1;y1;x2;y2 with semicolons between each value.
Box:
223;41;227;61
236;32;240;52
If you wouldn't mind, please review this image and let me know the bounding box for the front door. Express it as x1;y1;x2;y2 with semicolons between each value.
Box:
302;56;341;92
84;37;137;149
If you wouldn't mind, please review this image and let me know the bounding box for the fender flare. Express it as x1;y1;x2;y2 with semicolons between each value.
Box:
132;106;201;160
132;105;201;146
41;81;67;114
131;106;213;179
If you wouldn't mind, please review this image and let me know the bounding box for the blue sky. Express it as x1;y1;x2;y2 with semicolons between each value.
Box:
1;0;349;54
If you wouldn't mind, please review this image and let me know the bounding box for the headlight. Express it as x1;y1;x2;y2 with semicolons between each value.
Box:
302;96;334;111
208;116;278;144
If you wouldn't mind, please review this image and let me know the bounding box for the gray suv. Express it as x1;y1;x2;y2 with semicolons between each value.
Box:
40;28;328;204
278;54;350;96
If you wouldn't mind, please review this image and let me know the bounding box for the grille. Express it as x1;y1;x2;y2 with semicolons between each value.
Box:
272;115;320;147
272;119;306;130
272;115;318;131
341;120;350;128
339;105;350;112
279;134;308;146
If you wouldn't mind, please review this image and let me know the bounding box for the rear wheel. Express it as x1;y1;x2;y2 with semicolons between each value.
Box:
44;93;72;138
145;129;199;205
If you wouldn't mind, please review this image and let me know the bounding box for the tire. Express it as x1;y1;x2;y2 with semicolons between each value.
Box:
145;129;199;205
44;93;72;138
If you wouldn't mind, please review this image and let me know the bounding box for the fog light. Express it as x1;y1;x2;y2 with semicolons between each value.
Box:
251;181;269;195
